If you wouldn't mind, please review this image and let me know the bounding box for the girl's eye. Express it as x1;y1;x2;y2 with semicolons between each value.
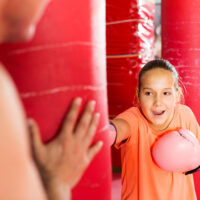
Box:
163;91;171;95
145;91;152;96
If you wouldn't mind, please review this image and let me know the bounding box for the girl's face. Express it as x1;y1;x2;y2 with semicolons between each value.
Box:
138;68;180;131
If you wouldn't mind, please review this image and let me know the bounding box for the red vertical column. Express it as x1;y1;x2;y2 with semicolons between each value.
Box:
106;0;155;168
162;0;200;198
106;0;155;117
0;0;111;199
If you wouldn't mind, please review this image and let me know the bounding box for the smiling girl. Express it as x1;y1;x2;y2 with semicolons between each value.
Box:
111;59;200;200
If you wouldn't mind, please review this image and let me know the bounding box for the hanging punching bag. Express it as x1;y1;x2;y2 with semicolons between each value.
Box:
162;0;200;198
0;0;111;199
106;0;155;117
106;0;155;169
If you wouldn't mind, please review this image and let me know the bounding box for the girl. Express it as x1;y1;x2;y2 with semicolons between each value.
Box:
111;59;200;200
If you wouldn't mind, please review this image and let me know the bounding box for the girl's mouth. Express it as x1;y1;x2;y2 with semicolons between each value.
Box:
152;110;165;116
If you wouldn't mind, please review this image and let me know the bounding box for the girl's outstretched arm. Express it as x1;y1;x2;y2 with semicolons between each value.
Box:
110;118;131;146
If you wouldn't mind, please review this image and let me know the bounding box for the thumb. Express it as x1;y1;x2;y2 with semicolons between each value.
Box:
28;118;45;157
87;141;103;163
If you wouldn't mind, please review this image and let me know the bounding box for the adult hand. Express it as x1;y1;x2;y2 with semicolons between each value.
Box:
28;98;103;199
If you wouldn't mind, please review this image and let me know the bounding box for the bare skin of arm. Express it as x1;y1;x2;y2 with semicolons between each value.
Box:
110;118;131;145
0;65;46;200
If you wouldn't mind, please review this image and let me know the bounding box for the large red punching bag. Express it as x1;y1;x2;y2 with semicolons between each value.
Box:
106;0;155;168
106;0;155;117
0;0;111;199
162;0;200;198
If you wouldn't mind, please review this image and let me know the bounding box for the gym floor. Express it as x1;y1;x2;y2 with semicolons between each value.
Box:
112;173;121;200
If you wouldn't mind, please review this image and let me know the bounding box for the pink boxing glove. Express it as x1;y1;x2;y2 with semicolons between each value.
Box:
152;129;200;174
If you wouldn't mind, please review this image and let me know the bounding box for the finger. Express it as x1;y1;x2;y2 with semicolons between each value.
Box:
87;141;103;163
83;112;100;148
28;118;44;156
74;100;96;140
59;97;82;140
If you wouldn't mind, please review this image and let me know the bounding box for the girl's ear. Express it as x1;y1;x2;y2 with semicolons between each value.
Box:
176;87;182;103
136;88;139;101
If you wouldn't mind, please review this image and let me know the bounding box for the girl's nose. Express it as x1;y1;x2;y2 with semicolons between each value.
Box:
154;94;162;106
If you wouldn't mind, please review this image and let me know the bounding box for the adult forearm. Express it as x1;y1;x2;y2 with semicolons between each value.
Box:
45;180;71;200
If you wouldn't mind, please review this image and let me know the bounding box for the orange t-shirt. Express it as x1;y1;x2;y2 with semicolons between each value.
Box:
114;104;200;200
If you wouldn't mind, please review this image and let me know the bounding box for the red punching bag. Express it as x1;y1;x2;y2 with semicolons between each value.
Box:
106;0;155;117
0;0;111;199
106;0;155;168
162;0;200;198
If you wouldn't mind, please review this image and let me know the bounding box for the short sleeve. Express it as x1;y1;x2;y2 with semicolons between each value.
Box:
114;107;139;149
